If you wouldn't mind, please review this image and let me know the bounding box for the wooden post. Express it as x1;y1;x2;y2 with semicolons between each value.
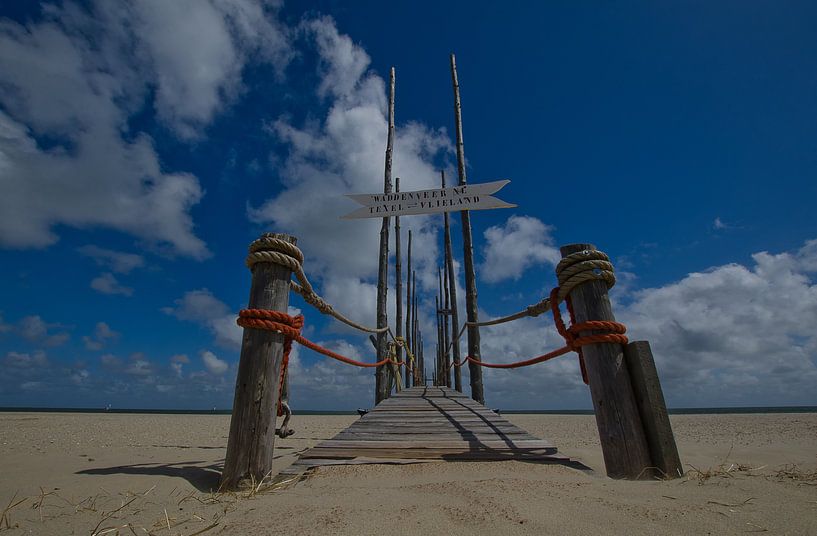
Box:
560;243;653;479
435;294;442;386
221;233;295;490
450;53;484;404
394;177;403;385
442;261;452;388
413;271;419;385
443;175;463;392
624;341;683;478
405;230;412;388
375;67;396;404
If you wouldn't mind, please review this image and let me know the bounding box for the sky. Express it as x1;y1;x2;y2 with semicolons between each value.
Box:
0;1;816;411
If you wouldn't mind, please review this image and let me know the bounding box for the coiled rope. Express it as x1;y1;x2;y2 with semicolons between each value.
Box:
449;249;626;383
245;234;388;334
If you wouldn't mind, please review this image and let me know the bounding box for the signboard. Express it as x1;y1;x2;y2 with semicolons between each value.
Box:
341;179;516;219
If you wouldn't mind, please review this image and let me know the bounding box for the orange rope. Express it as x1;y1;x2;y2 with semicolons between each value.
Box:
237;309;404;369
464;287;628;383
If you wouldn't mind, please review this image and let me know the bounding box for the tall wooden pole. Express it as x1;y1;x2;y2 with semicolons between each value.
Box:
413;271;419;384
375;67;396;404
394;177;403;384
560;243;653;479
221;233;294;490
405;230;412;388
443;173;463;392
450;53;484;404
442;260;452;388
435;293;442;386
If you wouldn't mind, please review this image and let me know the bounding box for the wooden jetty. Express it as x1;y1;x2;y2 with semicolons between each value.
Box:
277;386;576;481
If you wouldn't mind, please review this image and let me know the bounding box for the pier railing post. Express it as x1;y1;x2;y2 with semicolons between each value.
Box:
220;232;295;490
560;243;653;479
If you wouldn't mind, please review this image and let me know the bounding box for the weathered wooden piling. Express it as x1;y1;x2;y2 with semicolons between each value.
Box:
221;233;295;490
559;243;652;479
394;177;404;386
375;67;396;404
450;53;484;404
443;173;463;392
405;230;412;388
624;340;683;478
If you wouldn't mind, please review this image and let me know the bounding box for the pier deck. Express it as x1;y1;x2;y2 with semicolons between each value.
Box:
278;386;574;480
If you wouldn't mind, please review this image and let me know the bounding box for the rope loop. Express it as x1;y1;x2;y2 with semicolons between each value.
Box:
237;309;402;369
244;235;386;334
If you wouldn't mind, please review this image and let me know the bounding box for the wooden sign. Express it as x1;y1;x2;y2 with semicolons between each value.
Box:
342;180;516;219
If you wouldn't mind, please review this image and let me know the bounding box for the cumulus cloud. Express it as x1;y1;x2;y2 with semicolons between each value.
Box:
464;238;817;408
163;289;242;349
90;273;134;296
18;315;70;347
0;0;291;257
249;16;450;342
481;216;560;283
82;322;119;351
3;350;49;369
201;350;229;375
125;354;153;376
618;239;817;406
78;245;145;274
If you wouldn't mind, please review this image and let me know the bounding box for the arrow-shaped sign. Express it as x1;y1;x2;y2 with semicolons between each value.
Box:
341;179;516;219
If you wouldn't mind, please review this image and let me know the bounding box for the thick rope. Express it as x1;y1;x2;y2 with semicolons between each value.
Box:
461;249;616;329
237;309;404;368
246;235;388;334
460;251;626;381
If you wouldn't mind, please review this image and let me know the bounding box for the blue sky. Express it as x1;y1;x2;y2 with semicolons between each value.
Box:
1;1;815;410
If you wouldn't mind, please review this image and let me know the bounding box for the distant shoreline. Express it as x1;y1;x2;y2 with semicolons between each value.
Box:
1;406;815;416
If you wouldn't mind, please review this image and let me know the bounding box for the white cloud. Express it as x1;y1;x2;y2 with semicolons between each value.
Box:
460;238;817;408
0;0;291;257
90;273;134;296
618;239;817;406
78;245;145;274
249;16;450;343
201;350;229;375
18;315;70;347
82;322;120;351
125;0;291;138
170;354;190;378
3;350;49;369
481;215;560;283
125;355;153;376
163;289;242;349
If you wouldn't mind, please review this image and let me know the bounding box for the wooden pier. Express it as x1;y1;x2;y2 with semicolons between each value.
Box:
277;386;575;481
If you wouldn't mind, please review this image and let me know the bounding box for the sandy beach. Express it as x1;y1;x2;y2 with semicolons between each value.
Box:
1;411;815;535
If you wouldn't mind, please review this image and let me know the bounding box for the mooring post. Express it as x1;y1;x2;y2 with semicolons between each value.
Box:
395;177;404;387
560;243;653;479
221;233;295;490
624;341;683;478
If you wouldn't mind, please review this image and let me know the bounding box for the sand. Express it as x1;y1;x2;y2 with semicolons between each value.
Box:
0;411;815;535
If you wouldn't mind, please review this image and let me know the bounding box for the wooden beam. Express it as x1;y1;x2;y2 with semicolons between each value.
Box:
220;233;295;490
450;53;484;404
559;243;652;479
